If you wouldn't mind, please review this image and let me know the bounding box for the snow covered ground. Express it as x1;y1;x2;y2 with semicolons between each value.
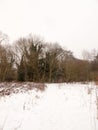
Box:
0;83;98;130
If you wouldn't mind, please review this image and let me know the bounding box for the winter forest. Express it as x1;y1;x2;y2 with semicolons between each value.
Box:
0;31;98;83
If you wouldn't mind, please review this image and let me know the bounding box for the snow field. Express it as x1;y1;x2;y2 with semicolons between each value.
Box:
0;83;98;130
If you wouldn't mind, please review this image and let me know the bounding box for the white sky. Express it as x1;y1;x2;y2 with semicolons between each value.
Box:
0;0;98;58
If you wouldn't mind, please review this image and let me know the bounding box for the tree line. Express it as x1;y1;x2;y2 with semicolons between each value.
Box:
0;32;98;83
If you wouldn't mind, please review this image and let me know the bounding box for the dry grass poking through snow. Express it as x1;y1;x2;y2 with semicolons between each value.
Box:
85;82;98;120
94;82;98;119
0;82;46;97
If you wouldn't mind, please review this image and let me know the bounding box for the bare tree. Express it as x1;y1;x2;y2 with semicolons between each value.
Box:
14;35;44;81
0;44;15;81
43;43;63;82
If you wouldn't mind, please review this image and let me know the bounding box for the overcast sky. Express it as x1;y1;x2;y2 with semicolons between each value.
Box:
0;0;98;58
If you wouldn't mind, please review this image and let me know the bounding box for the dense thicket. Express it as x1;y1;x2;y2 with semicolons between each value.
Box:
0;33;98;82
